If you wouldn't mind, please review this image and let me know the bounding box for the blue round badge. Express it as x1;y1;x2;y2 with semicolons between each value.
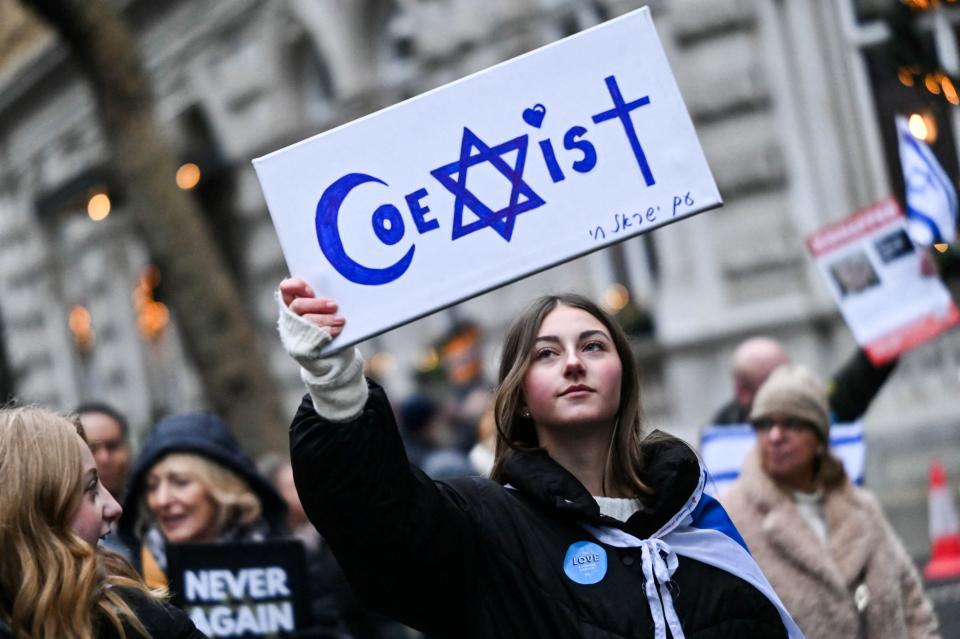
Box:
563;541;608;585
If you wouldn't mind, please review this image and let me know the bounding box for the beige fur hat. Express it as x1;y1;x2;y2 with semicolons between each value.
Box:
749;364;830;440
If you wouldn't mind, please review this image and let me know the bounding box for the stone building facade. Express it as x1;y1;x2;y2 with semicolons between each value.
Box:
0;0;958;553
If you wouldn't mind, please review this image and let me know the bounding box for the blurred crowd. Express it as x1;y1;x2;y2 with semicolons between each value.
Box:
0;289;953;639
53;321;501;639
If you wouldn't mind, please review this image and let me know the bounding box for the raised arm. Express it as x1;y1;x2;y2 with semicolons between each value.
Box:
276;279;477;633
277;278;366;421
828;348;897;423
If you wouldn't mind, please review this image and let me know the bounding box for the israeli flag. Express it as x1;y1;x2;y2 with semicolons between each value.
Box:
896;115;957;246
699;421;866;495
583;468;805;639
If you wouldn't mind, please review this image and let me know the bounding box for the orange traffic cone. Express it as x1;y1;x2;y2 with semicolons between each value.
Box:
924;459;960;581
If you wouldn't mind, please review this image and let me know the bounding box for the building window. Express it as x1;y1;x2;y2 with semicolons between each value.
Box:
845;1;960;205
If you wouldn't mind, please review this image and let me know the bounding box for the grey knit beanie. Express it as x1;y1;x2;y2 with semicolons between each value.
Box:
749;364;830;440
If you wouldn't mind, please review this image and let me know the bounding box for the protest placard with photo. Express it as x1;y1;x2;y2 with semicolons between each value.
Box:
166;540;312;638
253;7;720;353
807;197;960;364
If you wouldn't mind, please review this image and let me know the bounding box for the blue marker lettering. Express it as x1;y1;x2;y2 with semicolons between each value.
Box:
591;75;654;186
314;75;668;285
315;173;414;286
539;139;566;183
405;188;439;233
371;204;405;245
564;125;596;174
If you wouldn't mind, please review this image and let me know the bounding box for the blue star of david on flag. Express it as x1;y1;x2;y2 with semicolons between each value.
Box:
431;127;545;241
896;115;957;246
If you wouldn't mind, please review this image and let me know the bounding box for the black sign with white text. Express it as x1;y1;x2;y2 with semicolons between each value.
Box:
167;540;312;638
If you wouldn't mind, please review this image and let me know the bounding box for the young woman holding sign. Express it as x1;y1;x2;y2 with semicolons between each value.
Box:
0;407;203;639
278;277;800;638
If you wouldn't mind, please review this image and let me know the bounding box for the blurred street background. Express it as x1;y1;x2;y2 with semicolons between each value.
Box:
1;0;960;630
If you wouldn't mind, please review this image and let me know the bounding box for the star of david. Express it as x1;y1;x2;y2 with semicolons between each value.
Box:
430;127;545;241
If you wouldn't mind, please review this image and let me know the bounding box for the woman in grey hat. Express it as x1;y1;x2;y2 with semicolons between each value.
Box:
722;364;940;639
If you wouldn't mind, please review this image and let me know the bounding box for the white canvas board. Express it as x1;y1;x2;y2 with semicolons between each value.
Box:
253;7;721;351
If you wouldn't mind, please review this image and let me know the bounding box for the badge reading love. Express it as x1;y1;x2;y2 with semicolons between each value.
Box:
563;541;608;585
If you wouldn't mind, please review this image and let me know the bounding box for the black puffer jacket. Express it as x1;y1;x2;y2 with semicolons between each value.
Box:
0;588;205;639
99;588;207;639
291;381;788;638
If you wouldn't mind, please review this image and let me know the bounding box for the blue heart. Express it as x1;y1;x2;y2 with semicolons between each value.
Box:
523;104;546;128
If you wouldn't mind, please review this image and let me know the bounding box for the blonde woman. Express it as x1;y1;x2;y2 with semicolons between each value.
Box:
119;411;382;637
116;411;287;589
0;406;203;639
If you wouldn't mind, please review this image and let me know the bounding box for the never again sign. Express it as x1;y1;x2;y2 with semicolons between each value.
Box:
166;540;312;638
184;568;293;634
254;7;720;352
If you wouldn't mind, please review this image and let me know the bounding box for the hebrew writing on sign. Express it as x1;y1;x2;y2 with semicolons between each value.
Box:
166;540;312;638
254;7;721;352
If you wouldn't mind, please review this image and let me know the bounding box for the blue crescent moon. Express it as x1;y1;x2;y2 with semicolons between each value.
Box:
315;173;415;285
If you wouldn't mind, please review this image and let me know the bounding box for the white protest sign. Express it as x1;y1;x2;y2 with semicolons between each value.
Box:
806;197;960;364
254;7;720;351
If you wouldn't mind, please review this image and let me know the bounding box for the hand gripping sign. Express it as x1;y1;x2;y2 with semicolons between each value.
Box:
254;7;721;352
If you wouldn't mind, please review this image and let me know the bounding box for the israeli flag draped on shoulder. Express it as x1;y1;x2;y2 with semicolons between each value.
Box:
896;115;957;246
583;468;805;639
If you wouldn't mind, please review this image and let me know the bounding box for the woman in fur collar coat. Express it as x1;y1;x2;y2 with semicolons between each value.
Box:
722;365;939;639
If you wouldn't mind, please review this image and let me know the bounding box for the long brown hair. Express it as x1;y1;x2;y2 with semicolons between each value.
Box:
0;406;159;639
490;294;650;497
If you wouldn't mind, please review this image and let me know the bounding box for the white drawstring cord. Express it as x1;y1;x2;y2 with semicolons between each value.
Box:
639;538;684;639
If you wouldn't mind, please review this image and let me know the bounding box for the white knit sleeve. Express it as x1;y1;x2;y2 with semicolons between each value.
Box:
275;290;368;421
